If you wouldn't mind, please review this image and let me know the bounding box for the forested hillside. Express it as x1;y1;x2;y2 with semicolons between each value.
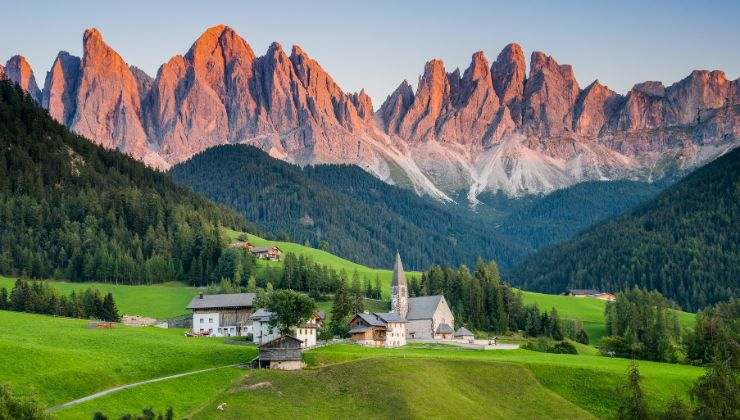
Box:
510;147;740;311
172;145;667;270
0;80;247;285
171;145;526;269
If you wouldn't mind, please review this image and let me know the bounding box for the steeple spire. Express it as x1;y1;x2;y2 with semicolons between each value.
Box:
391;252;409;318
392;251;407;287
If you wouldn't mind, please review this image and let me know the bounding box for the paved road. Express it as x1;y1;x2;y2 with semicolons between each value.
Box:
47;364;240;413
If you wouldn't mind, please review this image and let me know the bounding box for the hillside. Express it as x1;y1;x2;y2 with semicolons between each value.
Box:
173;144;666;269
0;310;703;419
0;79;247;286
510;146;740;311
171;144;526;269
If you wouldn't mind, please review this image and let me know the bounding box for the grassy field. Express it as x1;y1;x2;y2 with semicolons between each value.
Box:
0;275;196;319
190;358;594;419
0;310;255;408
302;343;705;418
56;367;246;420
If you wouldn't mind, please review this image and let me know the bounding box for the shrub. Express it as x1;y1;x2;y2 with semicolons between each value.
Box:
550;341;578;354
0;383;48;420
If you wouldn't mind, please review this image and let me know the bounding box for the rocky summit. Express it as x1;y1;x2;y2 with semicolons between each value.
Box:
4;26;738;201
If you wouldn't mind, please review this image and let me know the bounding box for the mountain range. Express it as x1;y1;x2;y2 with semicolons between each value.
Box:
2;25;738;201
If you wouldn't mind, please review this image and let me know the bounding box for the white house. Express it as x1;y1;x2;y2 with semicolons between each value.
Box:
348;312;407;348
187;293;256;337
250;309;324;348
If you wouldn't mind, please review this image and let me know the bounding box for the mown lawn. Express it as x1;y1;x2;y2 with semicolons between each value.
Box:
190;358;594;419
0;310;255;408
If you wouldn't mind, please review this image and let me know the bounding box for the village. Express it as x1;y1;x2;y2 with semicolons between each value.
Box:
186;250;516;370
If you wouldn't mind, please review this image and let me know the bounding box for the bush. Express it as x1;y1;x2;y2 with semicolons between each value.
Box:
0;383;48;420
550;341;578;354
600;336;633;358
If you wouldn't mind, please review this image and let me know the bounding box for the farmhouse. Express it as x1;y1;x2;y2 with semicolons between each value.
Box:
250;245;282;261
348;312;407;347
187;292;256;337
568;289;616;301
258;335;303;370
251;309;324;348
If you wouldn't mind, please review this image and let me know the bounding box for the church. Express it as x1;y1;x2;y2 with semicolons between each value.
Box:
391;253;455;340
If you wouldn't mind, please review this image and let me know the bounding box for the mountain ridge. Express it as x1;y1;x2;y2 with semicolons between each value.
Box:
2;25;737;201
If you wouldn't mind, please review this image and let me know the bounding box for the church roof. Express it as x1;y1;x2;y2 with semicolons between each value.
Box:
406;295;445;320
454;326;474;337
391;252;407;287
436;323;454;334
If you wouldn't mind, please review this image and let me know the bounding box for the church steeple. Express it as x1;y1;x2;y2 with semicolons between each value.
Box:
391;252;409;318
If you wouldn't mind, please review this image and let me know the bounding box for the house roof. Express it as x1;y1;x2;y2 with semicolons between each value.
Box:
436;323;454;334
250;308;272;321
187;293;255;310
569;289;601;296
376;312;406;323
250;247;272;253
406;295;444;320
454;326;474;337
349;325;370;334
356;312;386;327
259;335;303;349
391;252;407;287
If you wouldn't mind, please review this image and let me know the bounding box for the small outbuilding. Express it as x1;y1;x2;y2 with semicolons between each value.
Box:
453;326;475;342
258;335;303;370
434;323;454;340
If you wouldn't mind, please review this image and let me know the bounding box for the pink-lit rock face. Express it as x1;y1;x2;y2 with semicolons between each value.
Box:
4;25;737;198
4;55;42;103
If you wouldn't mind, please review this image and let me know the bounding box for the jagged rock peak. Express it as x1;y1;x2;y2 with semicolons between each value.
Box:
466;51;490;79
378;79;414;132
349;89;374;121
42;51;81;125
633;81;665;96
4;55;42;103
491;42;526;107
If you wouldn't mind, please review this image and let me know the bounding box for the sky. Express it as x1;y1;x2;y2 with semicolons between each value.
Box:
1;0;738;107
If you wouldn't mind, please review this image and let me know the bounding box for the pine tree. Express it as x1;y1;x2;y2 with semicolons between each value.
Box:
101;293;120;322
0;287;8;310
617;361;649;420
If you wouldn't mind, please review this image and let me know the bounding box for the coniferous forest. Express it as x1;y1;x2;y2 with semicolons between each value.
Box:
170;144;665;270
0;80;247;285
511;146;740;311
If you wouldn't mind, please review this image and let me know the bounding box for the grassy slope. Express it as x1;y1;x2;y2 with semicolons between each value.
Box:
0;275;196;319
56;367;246;420
303;344;704;418
190;358;594;419
0;310;255;407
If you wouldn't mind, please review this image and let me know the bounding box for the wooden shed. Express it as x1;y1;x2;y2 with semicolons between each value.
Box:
258;335;303;370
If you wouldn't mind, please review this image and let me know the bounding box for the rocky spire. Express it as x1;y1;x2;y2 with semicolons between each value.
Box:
573;80;620;138
70;28;150;160
4;55;42;103
391;252;409;318
398;59;451;141
491;43;525;106
378;80;414;133
43;51;81;126
522;51;580;137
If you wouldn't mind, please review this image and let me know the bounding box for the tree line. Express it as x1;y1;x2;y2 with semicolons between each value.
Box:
0;278;120;322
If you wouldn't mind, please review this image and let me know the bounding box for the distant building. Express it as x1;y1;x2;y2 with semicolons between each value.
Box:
250;309;324;348
568;289;616;301
250;245;282;261
348;312;407;347
258;335;303;370
187;293;256;337
454;326;475;342
349;253;455;345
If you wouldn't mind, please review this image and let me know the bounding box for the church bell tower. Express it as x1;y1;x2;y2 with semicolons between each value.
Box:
391;252;409;318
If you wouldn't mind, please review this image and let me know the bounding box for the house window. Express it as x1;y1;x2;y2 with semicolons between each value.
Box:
209;318;213;323
199;318;204;323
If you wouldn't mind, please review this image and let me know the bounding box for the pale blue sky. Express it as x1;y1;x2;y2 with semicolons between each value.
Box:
2;0;738;106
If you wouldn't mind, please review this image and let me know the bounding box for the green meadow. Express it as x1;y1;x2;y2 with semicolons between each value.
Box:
0;310;254;408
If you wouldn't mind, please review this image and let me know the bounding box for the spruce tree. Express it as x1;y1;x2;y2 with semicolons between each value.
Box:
617;361;649;420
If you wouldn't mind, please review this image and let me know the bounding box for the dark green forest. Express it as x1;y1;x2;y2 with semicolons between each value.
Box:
171;144;665;270
0;80;247;285
511;147;740;311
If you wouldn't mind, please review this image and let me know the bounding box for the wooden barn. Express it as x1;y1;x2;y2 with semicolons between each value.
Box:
258;336;303;370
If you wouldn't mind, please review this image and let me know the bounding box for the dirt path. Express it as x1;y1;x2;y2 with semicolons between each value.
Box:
47;364;241;413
